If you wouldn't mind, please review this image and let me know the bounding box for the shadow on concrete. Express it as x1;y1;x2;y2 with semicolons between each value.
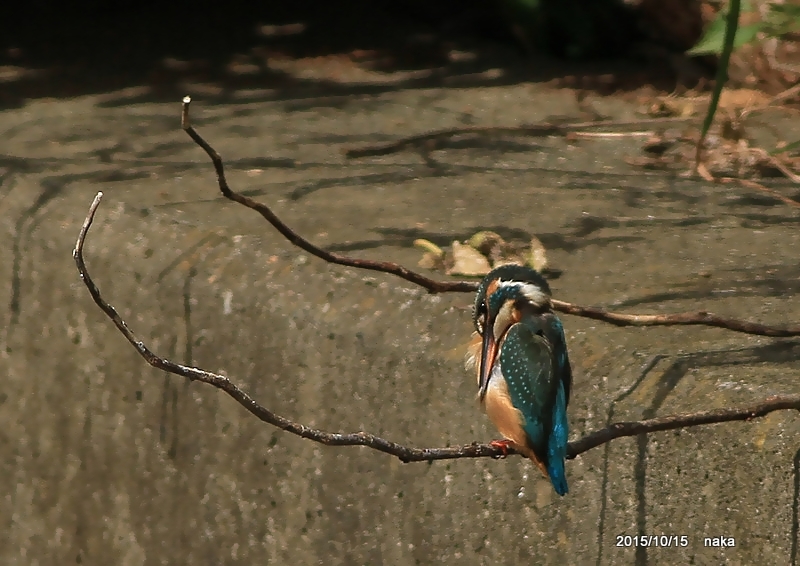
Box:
793;447;800;565
0;1;699;110
597;342;800;566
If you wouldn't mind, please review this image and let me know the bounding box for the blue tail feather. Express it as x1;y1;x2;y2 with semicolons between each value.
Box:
546;380;569;496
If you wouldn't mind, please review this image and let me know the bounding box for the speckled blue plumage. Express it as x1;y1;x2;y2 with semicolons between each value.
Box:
472;265;572;496
499;315;571;496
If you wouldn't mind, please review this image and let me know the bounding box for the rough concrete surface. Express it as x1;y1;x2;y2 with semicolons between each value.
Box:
1;78;799;566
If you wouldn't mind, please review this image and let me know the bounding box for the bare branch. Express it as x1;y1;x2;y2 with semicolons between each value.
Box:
567;396;800;457
550;299;800;337
74;193;800;464
180;97;474;295
180;97;800;338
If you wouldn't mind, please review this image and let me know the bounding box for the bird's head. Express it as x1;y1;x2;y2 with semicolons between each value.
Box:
472;264;552;400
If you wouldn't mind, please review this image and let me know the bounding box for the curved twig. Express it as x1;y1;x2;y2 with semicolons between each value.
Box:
180;97;474;295
180;97;800;338
74;192;800;463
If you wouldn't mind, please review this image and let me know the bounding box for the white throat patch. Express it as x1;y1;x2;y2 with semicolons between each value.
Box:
497;280;550;307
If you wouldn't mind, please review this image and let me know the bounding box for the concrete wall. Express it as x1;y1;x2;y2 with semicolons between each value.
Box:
2;85;799;565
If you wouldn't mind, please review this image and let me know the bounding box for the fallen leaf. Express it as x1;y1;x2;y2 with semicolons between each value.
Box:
414;238;446;270
447;241;491;276
527;236;548;272
418;252;444;270
467;231;504;256
413;239;444;257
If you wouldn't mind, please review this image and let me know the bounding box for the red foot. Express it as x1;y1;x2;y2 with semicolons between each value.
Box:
489;439;514;459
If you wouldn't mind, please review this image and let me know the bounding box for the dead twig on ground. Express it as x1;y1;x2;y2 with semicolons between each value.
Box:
181;97;800;338
748;147;800;184
344;117;695;158
73;193;800;463
766;81;800;107
567;131;654;140
723;177;800;210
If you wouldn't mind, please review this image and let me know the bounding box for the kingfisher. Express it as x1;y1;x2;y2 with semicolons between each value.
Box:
466;264;572;496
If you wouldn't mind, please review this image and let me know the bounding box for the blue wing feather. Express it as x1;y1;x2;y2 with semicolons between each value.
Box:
547;379;569;495
499;318;570;496
546;316;572;405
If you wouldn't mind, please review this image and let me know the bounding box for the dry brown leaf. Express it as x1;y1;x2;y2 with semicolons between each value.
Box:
527;236;548;272
446;241;491;277
467;231;504;254
414;239;445;270
418;252;444;270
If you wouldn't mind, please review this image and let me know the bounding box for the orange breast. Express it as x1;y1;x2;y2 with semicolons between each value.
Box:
483;374;549;477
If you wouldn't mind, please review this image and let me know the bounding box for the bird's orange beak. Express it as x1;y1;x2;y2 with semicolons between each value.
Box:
478;326;498;401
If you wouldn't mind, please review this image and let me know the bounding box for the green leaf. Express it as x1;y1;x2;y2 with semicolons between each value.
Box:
763;4;800;38
770;138;800;156
769;4;800;20
688;17;762;55
695;0;741;169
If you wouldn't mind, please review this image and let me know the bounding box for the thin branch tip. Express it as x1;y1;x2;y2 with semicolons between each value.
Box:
181;96;192;129
74;191;104;260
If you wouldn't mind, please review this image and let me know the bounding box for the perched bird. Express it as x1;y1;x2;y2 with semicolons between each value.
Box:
466;264;572;496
